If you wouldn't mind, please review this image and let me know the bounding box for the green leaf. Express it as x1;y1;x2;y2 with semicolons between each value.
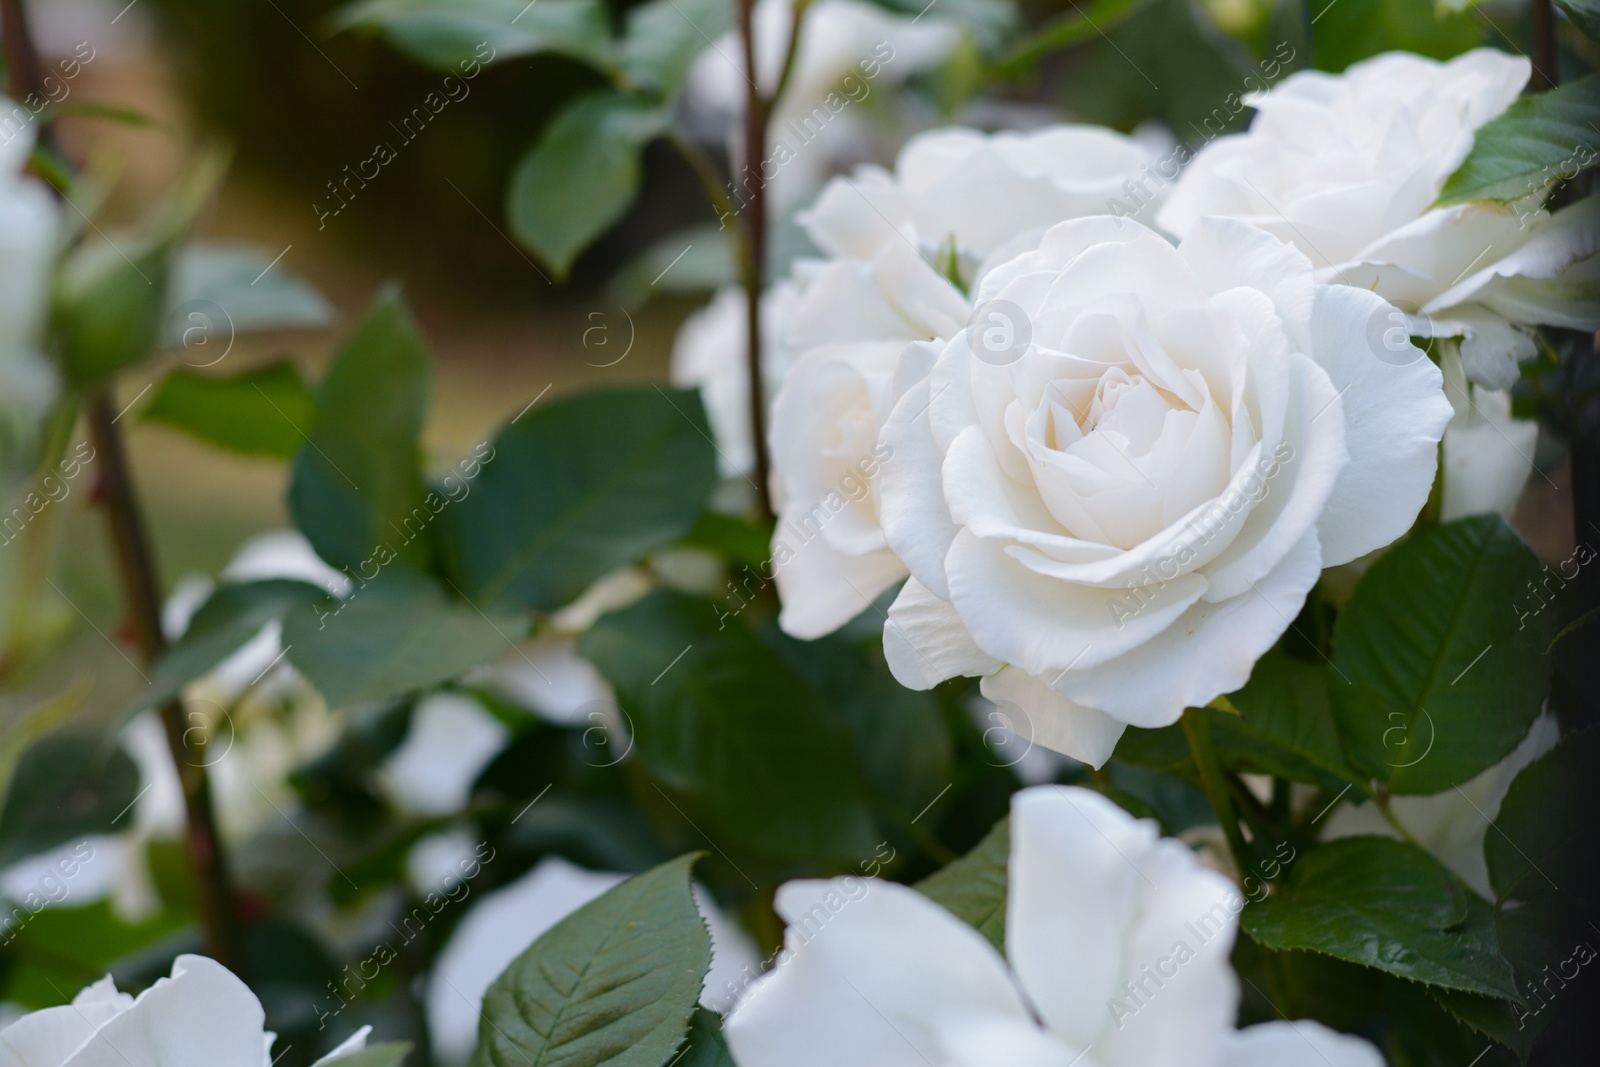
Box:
605;224;736;309
580;592;877;864
619;0;730;96
164;243;333;348
1331;517;1550;795
675;1008;736;1067
284;569;524;708
1557;0;1600;38
321;1042;414;1067
1065;0;1250;138
1438;75;1600;205
0;731;140;868
54;236;172;388
471;853;710;1067
992;0;1149;81
507;92;669;280
125;578;327;717
334;0;615;72
1115;651;1362;791
1242;836;1519;999
288;291;432;571
143;361;316;459
1485;728;1599;906
914;814;1009;954
439;387;716;612
1311;0;1481;72
770;630;954;823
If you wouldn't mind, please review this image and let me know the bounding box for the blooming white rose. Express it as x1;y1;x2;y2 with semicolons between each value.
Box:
0;101;62;495
1157;49;1600;389
724;785;1383;1067
1438;344;1538;523
0;954;375;1067
770;125;1168;637
672;283;798;477
875;216;1452;765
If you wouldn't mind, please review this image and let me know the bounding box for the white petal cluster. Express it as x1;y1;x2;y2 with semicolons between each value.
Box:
0;102;61;495
764;124;1169;638
725;785;1384;1067
1157;49;1600;390
0;955;373;1067
874;216;1450;764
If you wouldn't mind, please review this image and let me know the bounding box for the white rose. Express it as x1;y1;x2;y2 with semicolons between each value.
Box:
0;101;62;493
1157;49;1600;390
671;283;798;477
724;785;1383;1067
876;216;1452;766
770;125;1167;637
0;954;374;1067
1438;343;1538;523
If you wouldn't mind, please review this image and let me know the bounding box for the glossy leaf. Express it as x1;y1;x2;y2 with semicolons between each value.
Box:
675;1008;736;1067
507;91;669;279
1242;836;1519;999
1439;75;1600;204
0;731;140;868
1486;728;1599;906
914;814;1009;954
580;592;877;864
143;361;316;459
284;569;523;708
288;291;433;571
439;387;716;611
1331;517;1550;795
471;853;710;1067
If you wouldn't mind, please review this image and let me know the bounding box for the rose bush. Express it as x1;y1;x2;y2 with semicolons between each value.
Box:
876;216;1452;764
724;785;1383;1067
1157;49;1600;390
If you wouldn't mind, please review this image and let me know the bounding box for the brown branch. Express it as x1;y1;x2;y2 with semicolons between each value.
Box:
735;0;775;525
85;393;248;978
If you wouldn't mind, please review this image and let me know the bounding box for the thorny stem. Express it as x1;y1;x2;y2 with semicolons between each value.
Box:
85;393;248;978
0;1;247;978
736;0;776;524
1182;707;1251;877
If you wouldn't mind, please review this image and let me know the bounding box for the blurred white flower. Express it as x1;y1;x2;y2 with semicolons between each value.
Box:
725;785;1382;1067
770;125;1168;638
380;692;509;817
1158;49;1600;389
0;954;374;1067
875;217;1450;765
471;635;614;726
685;0;963;216
427;856;759;1065
1325;713;1559;898
1438;343;1539;523
672;283;799;477
0;99;62;495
